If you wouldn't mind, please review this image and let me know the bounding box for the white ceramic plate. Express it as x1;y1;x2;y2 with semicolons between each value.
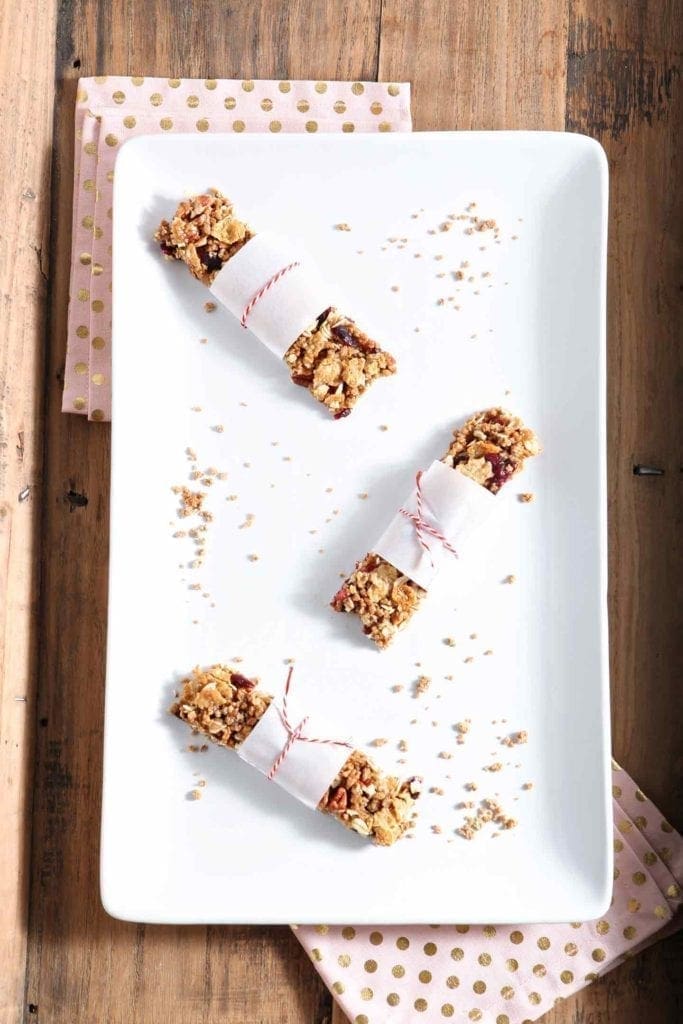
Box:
103;132;610;924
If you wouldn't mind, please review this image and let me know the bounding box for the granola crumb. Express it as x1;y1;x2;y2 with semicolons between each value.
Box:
483;649;493;656
429;786;445;795
438;751;453;760
464;781;478;791
390;284;400;292
247;553;259;562
431;824;443;834
335;222;351;231
522;782;534;791
371;738;388;747
212;424;224;433
398;739;408;752
204;301;216;313
444;637;456;647
454;721;470;735
358;492;369;500
464;656;474;664
188;789;202;801
238;513;255;530
503;574;516;584
484;762;503;772
379;424;389;431
414;675;431;697
501;730;528;748
519;492;534;503
391;684;404;693
469;632;478;639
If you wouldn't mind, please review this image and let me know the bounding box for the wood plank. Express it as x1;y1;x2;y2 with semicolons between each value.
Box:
549;3;683;1020
378;0;568;130
0;1;58;1021
24;3;380;1023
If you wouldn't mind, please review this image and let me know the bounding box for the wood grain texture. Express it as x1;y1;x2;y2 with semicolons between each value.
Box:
0;1;57;1021
2;1;679;1023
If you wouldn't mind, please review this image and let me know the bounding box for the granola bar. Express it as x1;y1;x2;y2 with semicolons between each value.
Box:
171;664;421;845
155;191;396;418
331;408;540;647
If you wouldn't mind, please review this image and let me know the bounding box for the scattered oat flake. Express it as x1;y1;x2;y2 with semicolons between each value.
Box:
335;222;351;231
188;789;202;800
238;513;255;530
484;649;493;656
398;739;408;752
464;656;474;664
503;574;516;584
371;738;388;747
519;492;535;503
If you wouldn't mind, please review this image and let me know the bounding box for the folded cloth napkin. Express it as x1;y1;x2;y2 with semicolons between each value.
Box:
295;760;682;1024
64;76;412;421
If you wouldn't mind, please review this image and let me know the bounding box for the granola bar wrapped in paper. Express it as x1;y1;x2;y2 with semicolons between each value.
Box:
171;665;421;845
155;191;396;418
331;408;541;648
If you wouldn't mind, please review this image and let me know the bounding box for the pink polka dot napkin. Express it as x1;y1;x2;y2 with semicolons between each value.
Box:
295;761;682;1023
63;76;412;421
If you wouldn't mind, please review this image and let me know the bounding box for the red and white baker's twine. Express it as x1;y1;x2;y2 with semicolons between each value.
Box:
267;667;352;781
400;469;459;568
240;261;301;328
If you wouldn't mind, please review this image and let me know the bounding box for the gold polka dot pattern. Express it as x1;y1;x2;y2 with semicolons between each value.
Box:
293;761;680;1024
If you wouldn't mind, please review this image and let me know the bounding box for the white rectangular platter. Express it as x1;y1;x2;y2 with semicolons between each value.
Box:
103;132;610;924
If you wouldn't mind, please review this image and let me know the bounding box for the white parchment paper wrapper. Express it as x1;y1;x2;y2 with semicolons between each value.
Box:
209;232;329;359
237;700;352;809
374;460;497;590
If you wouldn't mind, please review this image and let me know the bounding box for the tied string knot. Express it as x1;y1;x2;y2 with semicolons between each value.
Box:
399;469;459;568
240;260;301;328
267;667;352;781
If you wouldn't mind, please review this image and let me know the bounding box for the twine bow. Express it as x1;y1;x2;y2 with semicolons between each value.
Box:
240;261;301;328
267;667;352;780
399;469;459;568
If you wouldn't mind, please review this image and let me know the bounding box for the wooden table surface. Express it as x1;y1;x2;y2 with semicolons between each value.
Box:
1;2;681;1022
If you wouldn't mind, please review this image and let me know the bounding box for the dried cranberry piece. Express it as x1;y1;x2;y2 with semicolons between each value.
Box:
315;306;333;331
291;373;313;387
484;453;512;490
331;586;349;609
334;407;351;420
198;248;224;272
230;672;256;690
159;242;175;256
331;323;363;350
